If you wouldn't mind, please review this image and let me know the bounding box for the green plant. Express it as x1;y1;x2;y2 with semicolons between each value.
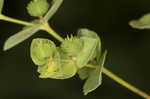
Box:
0;0;150;98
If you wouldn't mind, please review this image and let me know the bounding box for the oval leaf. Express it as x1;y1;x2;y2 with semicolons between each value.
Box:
83;50;107;95
78;28;102;61
76;37;97;68
43;0;63;22
3;24;41;51
129;13;150;29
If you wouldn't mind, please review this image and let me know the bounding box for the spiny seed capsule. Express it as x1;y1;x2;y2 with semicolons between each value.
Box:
27;0;50;17
61;37;84;56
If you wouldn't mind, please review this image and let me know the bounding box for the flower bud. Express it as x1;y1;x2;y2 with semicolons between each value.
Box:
61;36;83;56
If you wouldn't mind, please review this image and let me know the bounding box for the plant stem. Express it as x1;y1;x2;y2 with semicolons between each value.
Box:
85;64;150;98
0;14;34;26
42;23;64;42
103;68;150;99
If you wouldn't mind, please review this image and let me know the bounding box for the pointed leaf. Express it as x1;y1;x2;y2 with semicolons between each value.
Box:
43;0;63;22
3;24;41;51
0;0;4;13
129;13;150;29
83;50;107;95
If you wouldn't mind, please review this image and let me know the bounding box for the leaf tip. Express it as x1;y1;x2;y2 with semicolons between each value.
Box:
3;42;9;51
128;20;143;29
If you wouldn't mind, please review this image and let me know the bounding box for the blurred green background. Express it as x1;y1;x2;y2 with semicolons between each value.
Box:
0;0;150;99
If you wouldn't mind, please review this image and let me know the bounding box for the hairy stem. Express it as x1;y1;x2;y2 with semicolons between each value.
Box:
0;14;34;26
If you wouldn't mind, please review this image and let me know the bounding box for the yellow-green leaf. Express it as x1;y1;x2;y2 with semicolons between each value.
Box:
38;59;77;79
76;37;97;69
129;13;150;29
83;50;107;95
3;24;41;51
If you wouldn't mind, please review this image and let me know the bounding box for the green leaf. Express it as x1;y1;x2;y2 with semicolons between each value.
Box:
76;28;100;68
83;50;107;95
38;56;77;79
43;0;63;22
129;13;150;29
77;67;93;80
30;38;57;66
37;48;62;79
76;37;97;69
0;0;4;13
77;28;98;39
3;24;41;51
78;28;102;61
59;59;77;79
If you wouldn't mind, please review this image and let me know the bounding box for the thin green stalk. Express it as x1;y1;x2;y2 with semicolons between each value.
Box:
42;23;64;42
0;14;34;26
103;68;150;99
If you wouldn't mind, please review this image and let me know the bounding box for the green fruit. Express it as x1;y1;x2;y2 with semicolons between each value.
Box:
30;38;57;65
27;0;50;17
61;37;83;56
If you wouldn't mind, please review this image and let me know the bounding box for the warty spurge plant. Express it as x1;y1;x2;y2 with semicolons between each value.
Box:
0;0;150;98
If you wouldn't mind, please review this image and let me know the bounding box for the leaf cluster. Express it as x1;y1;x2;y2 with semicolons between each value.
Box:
30;28;107;95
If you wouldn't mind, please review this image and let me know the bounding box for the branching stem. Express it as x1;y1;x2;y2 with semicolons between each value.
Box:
42;23;64;42
1;13;149;99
